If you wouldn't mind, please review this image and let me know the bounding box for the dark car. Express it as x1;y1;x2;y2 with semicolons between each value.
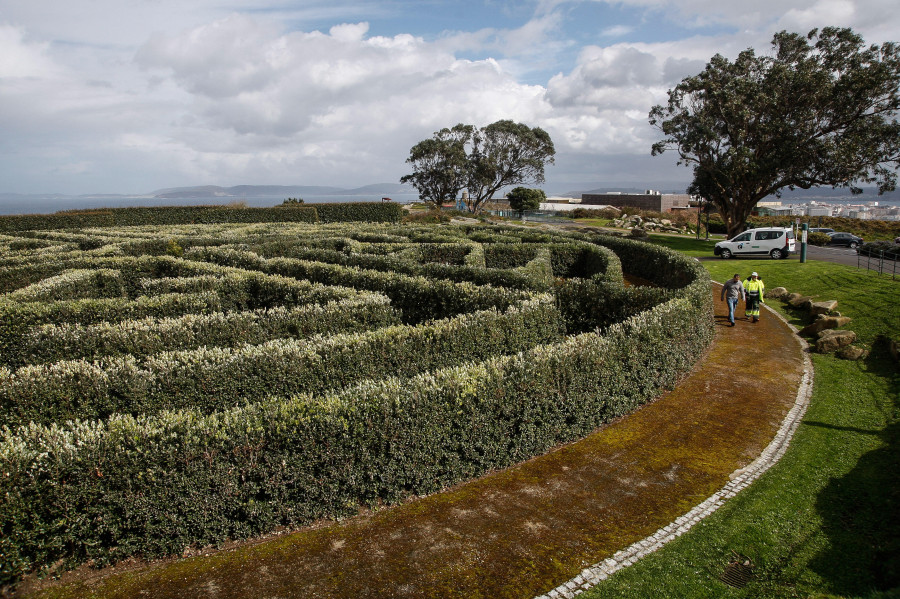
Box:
827;231;864;249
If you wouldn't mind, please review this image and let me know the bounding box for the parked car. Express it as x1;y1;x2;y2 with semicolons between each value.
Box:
808;227;835;234
826;232;864;249
714;227;796;259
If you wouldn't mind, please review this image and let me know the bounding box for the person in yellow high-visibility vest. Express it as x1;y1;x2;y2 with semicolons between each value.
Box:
743;271;765;322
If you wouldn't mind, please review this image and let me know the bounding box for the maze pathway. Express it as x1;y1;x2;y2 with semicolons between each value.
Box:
22;283;805;599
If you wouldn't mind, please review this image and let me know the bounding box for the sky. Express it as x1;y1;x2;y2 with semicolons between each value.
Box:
1;0;897;196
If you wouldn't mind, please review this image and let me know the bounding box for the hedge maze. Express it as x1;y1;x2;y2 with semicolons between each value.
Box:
0;209;714;586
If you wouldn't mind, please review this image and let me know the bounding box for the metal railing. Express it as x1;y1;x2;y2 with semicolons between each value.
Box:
857;247;900;279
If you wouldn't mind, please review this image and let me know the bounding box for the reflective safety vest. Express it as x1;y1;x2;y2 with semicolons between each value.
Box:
744;278;765;300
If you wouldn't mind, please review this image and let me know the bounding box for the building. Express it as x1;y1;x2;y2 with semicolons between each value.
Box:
581;190;691;212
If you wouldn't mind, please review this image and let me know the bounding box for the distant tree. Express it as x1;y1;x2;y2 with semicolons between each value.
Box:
280;197;304;206
400;125;473;208
401;120;555;214
650;27;900;238
506;187;546;212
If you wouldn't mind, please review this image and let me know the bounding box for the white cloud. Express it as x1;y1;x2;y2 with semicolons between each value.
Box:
1;0;898;194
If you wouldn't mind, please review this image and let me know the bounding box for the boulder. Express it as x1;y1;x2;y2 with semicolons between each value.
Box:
787;294;813;309
816;330;857;353
629;227;648;238
798;315;852;337
767;287;788;299
836;346;868;361
809;300;839;316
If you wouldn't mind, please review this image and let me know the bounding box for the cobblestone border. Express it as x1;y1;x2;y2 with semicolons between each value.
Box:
536;303;815;599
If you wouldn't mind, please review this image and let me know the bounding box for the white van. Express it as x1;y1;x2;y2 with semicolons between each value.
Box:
714;227;796;259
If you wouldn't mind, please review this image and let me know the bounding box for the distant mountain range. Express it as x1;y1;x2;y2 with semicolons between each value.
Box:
149;183;415;199
0;183;417;202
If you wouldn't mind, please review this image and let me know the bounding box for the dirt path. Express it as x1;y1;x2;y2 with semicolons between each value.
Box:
22;284;806;599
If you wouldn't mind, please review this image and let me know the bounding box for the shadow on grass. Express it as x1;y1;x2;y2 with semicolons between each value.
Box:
810;344;900;596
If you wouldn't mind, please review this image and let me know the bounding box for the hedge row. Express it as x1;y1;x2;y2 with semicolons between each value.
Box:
0;295;560;430
3;269;126;303
186;247;534;324
0;277;711;583
313;202;404;223
0;205;320;232
245;238;621;291
9;295;400;368
0;292;224;366
0;272;368;367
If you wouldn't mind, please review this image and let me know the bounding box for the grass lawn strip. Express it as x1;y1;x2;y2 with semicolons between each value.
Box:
575;235;899;599
536;302;814;598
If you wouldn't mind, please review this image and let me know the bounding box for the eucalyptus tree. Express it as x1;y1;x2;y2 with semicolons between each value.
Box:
400;124;473;208
402;120;555;214
650;27;900;238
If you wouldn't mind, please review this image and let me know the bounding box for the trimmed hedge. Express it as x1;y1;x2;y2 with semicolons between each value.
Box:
0;295;560;429
0;280;711;582
0;274;368;369
0;221;715;586
314;202;404;223
186;247;535;324
11;295;400;367
0;292;224;367
0;205;319;232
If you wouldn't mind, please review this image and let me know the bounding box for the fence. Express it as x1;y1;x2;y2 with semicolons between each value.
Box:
857;247;900;279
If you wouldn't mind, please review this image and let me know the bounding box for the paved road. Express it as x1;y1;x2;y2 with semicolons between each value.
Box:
797;244;862;267
700;243;864;268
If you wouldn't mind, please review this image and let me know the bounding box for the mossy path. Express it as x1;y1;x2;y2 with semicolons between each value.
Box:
21;284;805;599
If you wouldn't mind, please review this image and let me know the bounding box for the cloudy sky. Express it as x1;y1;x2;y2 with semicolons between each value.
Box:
1;0;897;195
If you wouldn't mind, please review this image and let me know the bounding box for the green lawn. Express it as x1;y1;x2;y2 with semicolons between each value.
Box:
580;235;900;599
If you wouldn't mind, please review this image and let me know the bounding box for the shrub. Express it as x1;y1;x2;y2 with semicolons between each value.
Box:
807;232;833;246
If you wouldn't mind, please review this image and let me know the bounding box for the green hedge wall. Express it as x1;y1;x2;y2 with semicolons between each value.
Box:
0;205;319;232
0;292;224;367
186;247;535;324
314;202;404;223
0;221;714;586
10;295;400;367
0;283;711;583
0;295;560;429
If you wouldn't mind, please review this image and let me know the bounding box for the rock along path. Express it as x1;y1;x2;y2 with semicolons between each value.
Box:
23;284;809;599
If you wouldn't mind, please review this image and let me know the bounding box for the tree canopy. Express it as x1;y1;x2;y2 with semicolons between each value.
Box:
399;125;473;209
401;120;555;213
506;187;546;212
649;27;900;238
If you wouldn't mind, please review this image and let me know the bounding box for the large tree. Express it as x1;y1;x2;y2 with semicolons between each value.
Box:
649;27;900;238
401;120;555;214
400;124;473;208
506;186;546;212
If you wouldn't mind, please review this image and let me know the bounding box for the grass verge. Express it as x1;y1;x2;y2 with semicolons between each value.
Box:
580;235;899;598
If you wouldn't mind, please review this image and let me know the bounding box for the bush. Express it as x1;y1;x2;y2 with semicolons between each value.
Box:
858;240;900;260
506;187;545;211
807;232;833;246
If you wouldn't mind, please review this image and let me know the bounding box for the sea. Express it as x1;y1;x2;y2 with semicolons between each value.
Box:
1;191;898;217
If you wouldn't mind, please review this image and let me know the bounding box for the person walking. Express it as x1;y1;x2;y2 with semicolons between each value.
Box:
744;271;765;322
720;273;745;327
